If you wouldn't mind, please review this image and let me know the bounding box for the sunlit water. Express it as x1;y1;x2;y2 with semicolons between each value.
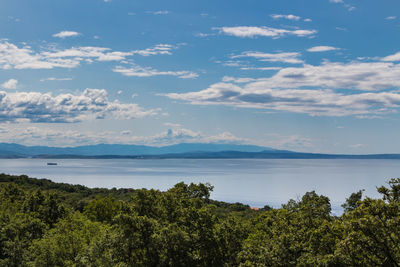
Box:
0;158;399;214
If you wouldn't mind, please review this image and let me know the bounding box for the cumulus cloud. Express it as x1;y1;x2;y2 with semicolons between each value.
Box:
386;16;397;20
113;65;198;79
218;60;400;91
52;31;81;38
381;51;400;62
1;79;18;89
215;26;317;38
246;61;400;91
307;46;340;52
164;82;400;117
163;58;400;117
0;89;158;123
0;41;176;70
232;51;303;64
270;14;301;21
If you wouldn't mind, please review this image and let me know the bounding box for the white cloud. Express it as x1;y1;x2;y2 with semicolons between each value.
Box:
1;79;18;89
52;31;81;38
329;0;355;11
164;122;182;128
0;41;177;70
208;57;400;90
163;56;400;117
270;14;301;21
0;125;247;147
132;44;175;56
245;61;400;91
149;10;169;15
304;18;312;22
240;66;282;71
40;77;73;82
164;82;400;117
113;65;198;79
149;128;247;145
222;76;258;83
232;51;303;64
386;16;397;20
307;46;340;52
215;26;317;38
381;51;400;62
0;88;158;123
194;33;216;38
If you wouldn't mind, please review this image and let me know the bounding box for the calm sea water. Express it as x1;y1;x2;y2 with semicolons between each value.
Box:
0;158;399;214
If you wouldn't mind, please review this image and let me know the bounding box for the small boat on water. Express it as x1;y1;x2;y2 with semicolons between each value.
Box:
47;162;58;166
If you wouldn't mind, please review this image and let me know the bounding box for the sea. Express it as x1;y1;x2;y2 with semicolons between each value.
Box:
1;158;399;214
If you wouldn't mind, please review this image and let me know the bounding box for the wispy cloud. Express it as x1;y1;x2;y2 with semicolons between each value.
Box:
232;51;303;64
215;26;317;38
164;122;182;128
40;77;73;82
329;0;355;11
148;10;169;15
307;46;340;52
1;79;18;89
131;44;175;56
240;66;282;71
0;89;158;123
270;14;301;21
52;31;81;38
113;65;198;79
385;16;397;20
0;41;176;70
222;76;258;83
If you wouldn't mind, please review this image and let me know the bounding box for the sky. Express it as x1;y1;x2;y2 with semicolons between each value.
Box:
0;0;400;153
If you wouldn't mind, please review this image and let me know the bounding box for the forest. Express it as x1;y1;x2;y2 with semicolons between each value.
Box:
0;173;399;266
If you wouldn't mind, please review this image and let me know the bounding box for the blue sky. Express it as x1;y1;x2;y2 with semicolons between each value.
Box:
0;0;400;153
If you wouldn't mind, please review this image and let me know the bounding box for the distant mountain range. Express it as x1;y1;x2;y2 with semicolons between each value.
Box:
0;142;399;159
0;142;276;158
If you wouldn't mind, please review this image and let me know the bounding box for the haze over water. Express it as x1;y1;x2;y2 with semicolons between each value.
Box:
1;158;398;213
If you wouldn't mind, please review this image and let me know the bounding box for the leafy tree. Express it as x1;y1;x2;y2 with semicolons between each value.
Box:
29;212;109;266
342;189;364;213
84;196;121;223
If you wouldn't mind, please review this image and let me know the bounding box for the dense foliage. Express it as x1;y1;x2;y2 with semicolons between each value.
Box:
0;173;399;266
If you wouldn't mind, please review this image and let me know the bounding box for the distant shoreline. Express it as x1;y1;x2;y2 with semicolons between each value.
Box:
8;151;400;160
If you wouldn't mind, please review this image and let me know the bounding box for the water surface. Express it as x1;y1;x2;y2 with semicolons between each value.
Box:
0;158;398;213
